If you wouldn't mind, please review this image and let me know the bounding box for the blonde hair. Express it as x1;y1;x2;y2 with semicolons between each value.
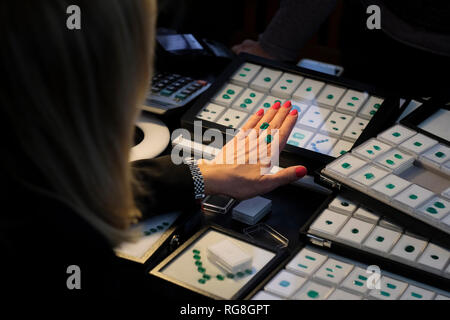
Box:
0;0;156;244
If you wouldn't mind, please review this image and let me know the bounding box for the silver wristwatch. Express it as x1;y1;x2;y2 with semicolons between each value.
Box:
184;157;206;200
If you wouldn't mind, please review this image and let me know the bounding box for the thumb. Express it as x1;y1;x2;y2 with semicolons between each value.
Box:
263;165;308;189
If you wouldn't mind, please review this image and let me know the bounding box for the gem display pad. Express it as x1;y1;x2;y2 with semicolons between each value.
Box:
114;212;181;263
307;196;450;279
158;229;276;300
252;246;450;300
186;58;395;164
321;122;450;239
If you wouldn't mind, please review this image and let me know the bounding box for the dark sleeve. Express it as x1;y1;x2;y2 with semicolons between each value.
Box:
259;0;337;62
132;155;197;217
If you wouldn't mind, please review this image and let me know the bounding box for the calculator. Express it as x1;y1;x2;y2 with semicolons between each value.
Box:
142;72;211;114
181;53;405;170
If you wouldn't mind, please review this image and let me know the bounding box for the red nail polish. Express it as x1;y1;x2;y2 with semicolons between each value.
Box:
256;109;264;116
295;166;307;178
271;101;281;110
283;100;292;108
289;109;298;116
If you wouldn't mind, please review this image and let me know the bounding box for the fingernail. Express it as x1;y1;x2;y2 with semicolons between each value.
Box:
271;101;281;110
295;166;307;178
289;109;298;116
256;109;264;116
283;100;292;108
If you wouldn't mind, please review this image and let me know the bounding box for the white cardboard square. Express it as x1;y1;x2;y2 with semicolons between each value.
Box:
314;258;353;285
342;117;369;142
216;109;248;129
230;63;262;86
305;133;337;154
389;234;428;262
371;174;412;200
270;73;304;98
362;226;401;254
231;88;265;113
213;83;244;106
286;248;328;277
328;196;357;215
377;124;416;146
328;140;354;158
340;267;370;294
316;84;346;108
350;164;390;190
264;270;307;298
292;78;325;102
400;285;436;300
399;133;438;155
336;218;375;246
325;154;368;178
292;281;333;300
336;90;369;114
249;67;282;92
369;276;408;300
196;103;226;122
359;96;383;119
417;243;449;271
309;209;349;236
353;138;392;161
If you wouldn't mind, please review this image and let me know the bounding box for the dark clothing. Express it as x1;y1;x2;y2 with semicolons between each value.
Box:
1;156;195;297
259;0;450;97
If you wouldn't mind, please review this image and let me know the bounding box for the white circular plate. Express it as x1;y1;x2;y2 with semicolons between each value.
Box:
130;113;170;162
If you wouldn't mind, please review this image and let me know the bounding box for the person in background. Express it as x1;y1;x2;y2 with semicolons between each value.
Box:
233;0;450;98
0;0;306;297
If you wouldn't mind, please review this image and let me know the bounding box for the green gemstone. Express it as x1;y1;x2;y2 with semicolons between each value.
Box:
151;228;157;232
237;272;244;277
226;273;234;279
264;77;271;82
227;89;235;95
340;150;347;155
426;207;438;214
245;269;253;275
203;274;211;280
394;153;403;159
364;173;375;180
351;228;359;234
352;97;359;101
434;202;445;209
244;98;253;104
358;275;368;281
367;150;374;155
239;73;246;77
373;103;381;109
224;118;230;121
298;264;307;269
280;86;287;90
335;265;342;269
341;202;349;207
327;94;334;99
260;122;269;130
373;145;381;150
306;87;312;92
341;162;352;169
307;290;319;299
193;255;201;260
222;94;231;99
333;127;339;131
198;278;206;284
305;255;316;261
263;103;270;108
431;255;439;260
286;79;293;83
376;236;385;242
370;110;377;115
413;141;422;147
405;245;415;253
392;132;401;137
198;267;206;273
330;120;336;124
387;283;397;289
435;152;445;158
243;67;251;71
386;183;395;189
380;291;390;297
249;93;256;98
216;275;224;281
409;194;418;200
325;220;333;225
193;249;200;254
411;292;423;299
386;159;395;165
354;280;364;287
240;104;247;108
195;261;202;266
347;102;355;107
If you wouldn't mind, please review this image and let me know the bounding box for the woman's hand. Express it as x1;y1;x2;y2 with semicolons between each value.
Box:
198;101;307;200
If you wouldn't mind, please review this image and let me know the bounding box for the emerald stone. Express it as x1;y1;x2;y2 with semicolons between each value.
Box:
325;220;333;225
280;281;291;288
240;104;247;108
387;283;397;289
352;97;359;101
341;162;352;169
263;77;271;82
394;154;403;159
203;274;211;280
260;122;269;130
198;267;205;273
392;132;401;137
341;202;349;207
431;255;439;260
376;236;385;242
263;103;271;108
227;89;235;95
327;94;334;99
347;102;355;107
373;103;381;109
280;86;287;90
373;145;381;150
193;249;200;254
222;94;231;99
354;280;364;287
405;245;415;253
216;275;224;281
409;194;418;200
198;278;206;284
386;183;395;189
193;255;201;260
435;151;445;158
426;207;438;214
244;98;252;104
411;292;423;299
307;290;319;299
243;67;251;71
386;159;395;165
364;173;375;180
305;255;316;261
249;93;256;97
306;87;312;92
239;73;246;77
286;79;293;83
434;202;445;208
351;228;359;234
413;141;422;147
